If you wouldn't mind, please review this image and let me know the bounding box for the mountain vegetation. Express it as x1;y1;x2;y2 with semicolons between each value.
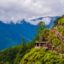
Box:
0;16;64;64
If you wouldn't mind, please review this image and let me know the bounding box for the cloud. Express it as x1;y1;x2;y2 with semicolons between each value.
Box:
0;0;64;23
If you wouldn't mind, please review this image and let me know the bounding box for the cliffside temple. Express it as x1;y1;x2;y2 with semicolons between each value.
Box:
35;36;52;50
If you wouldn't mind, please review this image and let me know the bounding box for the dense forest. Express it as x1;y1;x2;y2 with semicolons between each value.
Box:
0;16;64;64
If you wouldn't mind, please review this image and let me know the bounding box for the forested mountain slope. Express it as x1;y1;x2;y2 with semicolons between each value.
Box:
0;16;64;64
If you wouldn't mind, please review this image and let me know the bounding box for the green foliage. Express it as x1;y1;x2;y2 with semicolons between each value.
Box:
38;21;45;33
0;39;35;64
59;18;64;24
48;31;61;47
20;48;64;64
54;16;64;26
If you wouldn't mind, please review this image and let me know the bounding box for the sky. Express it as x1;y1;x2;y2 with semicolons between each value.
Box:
0;0;64;22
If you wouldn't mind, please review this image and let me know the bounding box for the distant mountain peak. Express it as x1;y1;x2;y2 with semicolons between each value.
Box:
0;16;60;26
28;16;59;25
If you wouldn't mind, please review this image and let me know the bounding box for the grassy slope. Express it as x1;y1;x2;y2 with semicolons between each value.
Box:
20;48;64;64
0;42;35;64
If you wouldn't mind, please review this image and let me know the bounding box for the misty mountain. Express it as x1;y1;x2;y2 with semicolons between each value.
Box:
0;16;59;50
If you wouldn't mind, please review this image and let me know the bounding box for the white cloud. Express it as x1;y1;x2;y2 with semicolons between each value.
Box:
26;16;52;25
0;0;64;23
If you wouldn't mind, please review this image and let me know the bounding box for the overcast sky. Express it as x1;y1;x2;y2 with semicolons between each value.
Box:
0;0;64;22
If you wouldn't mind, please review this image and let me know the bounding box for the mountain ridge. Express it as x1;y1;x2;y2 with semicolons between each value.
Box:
0;16;59;25
0;16;59;50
